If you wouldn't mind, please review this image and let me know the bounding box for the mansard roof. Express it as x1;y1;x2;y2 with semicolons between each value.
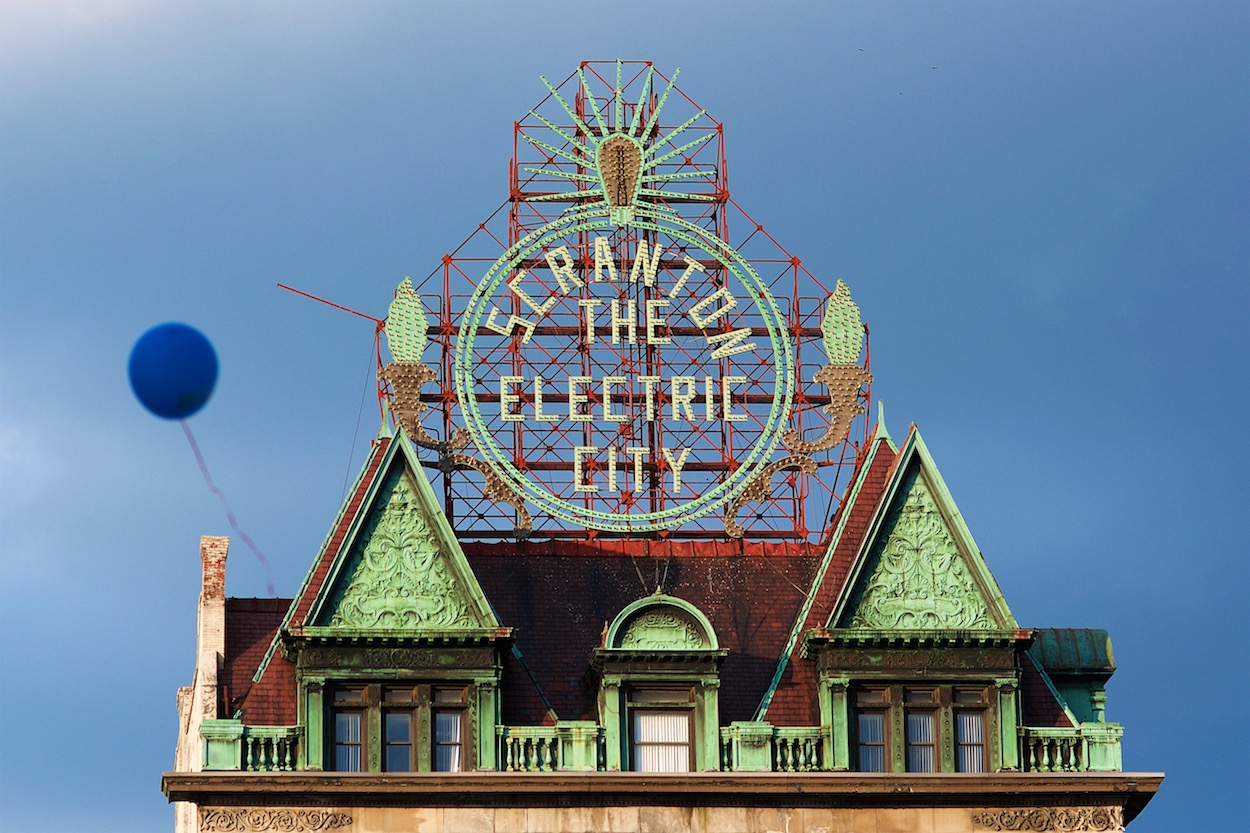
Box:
220;420;1098;734
464;538;822;726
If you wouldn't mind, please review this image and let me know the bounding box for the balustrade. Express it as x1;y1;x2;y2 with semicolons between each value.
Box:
497;726;560;771
240;726;301;772
773;728;822;772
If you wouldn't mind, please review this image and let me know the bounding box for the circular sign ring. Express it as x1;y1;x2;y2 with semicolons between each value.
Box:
454;207;794;532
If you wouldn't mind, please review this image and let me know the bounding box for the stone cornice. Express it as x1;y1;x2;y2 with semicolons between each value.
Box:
163;771;1162;822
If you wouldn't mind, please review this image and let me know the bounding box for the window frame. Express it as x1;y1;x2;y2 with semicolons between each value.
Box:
850;684;992;773
626;686;696;773
326;683;474;773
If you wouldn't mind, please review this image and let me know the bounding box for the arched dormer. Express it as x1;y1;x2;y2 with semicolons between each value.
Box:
604;593;719;652
593;592;726;772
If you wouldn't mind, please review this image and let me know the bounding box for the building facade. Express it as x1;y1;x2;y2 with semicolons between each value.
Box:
164;61;1160;832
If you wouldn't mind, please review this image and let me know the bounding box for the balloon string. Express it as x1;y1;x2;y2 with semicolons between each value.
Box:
181;420;277;597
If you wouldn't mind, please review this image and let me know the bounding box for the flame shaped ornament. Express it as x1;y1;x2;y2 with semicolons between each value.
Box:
820;279;863;366
385;277;430;364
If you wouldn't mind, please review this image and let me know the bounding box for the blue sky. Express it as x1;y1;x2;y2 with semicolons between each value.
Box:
1;2;1246;830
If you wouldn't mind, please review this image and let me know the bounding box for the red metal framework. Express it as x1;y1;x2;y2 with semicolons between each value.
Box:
394;61;871;542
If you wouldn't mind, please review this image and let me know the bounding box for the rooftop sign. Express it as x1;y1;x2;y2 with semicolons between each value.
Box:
382;63;870;538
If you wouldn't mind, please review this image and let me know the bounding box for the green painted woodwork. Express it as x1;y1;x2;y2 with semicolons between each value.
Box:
846;471;992;628
555;721;601;771
200;719;244;771
825;677;851;771
303;680;324;771
820;280;864;365
605;593;719;650
830;428;1018;631
322;469;481;629
384;277;429;364
997;677;1021;771
722;722;776;772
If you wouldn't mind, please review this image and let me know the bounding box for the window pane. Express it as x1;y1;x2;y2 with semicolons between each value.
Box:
334;712;362;772
957;712;986;773
386;745;412;772
434;711;463;772
632;711;690;772
906;712;935;773
435;712;462;743
335;712;362;743
386;713;412;743
384;712;413;772
857;713;885;772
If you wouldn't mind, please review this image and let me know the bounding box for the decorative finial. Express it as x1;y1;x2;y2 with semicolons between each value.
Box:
385;277;429;364
820;280;863;365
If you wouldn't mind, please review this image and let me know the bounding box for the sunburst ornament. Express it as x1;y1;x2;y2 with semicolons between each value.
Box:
523;63;716;226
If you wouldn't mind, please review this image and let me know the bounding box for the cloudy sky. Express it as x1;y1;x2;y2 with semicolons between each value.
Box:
1;2;1246;831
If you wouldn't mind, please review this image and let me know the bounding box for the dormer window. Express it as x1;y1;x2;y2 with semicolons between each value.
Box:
327;683;472;772
850;684;992;773
628;687;695;772
593;593;726;772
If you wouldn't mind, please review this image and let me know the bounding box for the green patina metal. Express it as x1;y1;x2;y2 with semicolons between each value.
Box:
453;204;795;533
320;471;480;629
307;429;500;631
820;279;864;365
829;429;1017;631
383;277;429;364
846;471;994;629
605;592;719;651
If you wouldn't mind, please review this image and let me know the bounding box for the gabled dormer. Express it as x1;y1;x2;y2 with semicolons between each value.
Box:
804;426;1031;773
279;428;512;773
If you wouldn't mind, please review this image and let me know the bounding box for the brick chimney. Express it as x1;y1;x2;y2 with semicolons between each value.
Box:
200;535;228;603
175;535;231;780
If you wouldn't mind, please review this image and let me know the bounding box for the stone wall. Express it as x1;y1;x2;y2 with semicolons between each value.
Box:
195;804;1126;833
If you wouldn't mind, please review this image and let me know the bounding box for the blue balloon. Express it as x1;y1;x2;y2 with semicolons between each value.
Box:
128;323;218;419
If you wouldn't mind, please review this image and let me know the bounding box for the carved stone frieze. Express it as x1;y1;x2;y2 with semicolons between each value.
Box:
818;647;1016;674
299;646;494;671
847;474;993;629
199;808;352;832
327;472;479;630
973;807;1123;831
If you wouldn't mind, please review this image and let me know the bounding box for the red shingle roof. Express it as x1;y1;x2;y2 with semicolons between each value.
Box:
1021;655;1075;729
764;438;899;725
225;598;296;725
464;539;821;725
